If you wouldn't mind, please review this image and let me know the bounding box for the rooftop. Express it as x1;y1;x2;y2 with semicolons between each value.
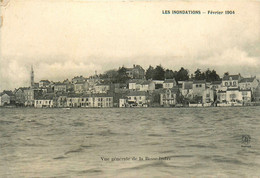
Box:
223;74;240;81
240;77;256;83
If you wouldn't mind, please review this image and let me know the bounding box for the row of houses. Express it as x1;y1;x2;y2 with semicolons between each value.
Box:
1;73;260;108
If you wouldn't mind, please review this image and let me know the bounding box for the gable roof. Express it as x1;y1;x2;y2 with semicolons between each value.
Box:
211;80;222;85
193;80;206;84
240;77;256;83
223;75;240;81
163;79;176;83
183;82;193;90
127;91;148;96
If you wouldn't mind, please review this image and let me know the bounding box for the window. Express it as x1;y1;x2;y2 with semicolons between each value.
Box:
225;82;228;86
199;84;202;87
233;81;236;86
230;94;236;99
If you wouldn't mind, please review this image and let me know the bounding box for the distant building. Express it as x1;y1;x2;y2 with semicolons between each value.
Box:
128;79;155;91
125;65;145;79
94;83;110;94
74;81;85;93
72;76;86;84
210;80;222;91
54;83;67;93
163;79;177;89
39;80;50;88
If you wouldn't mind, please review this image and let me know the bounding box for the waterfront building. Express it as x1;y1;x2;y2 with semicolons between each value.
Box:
239;77;258;93
34;94;54;108
202;88;214;105
192;80;206;97
160;87;179;107
14;87;29;105
181;81;193;97
126;91;149;107
222;74;242;90
24;89;43;106
0;93;10;106
93;94;113;107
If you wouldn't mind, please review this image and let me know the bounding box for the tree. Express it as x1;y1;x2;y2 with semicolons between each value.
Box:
176;67;189;81
207;70;220;82
224;72;229;77
194;69;202;80
117;67;130;83
165;69;175;79
145;65;154;80
153;65;165;80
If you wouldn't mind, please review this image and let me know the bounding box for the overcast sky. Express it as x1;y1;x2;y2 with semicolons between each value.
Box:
0;0;260;90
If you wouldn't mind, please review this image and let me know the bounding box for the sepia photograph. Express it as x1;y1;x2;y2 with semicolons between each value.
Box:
0;0;260;177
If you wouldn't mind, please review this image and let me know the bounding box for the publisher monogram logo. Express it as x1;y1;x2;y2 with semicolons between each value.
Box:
241;135;251;147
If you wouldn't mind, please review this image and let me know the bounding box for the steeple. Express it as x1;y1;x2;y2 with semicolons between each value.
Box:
30;65;34;88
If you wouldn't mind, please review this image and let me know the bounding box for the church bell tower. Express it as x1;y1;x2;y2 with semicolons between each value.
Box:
30;65;34;88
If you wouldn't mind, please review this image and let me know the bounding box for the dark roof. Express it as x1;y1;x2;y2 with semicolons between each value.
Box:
240;77;256;83
218;90;226;93
211;81;222;85
183;82;193;90
40;80;50;83
163;79;176;83
161;87;179;94
2;90;13;96
227;88;239;91
127;91;148;96
36;94;54;100
193;80;206;84
75;81;85;85
223;75;240;81
55;82;66;86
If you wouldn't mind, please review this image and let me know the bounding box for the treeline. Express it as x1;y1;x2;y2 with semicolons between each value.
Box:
97;65;222;84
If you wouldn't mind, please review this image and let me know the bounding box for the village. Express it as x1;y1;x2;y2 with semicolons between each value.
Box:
1;64;260;108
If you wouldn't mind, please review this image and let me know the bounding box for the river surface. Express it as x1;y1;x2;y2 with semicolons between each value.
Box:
0;107;260;177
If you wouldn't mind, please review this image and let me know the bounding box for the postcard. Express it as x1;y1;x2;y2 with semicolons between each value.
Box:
0;0;260;177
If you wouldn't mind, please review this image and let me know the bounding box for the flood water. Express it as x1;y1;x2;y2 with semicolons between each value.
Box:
0;107;260;177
